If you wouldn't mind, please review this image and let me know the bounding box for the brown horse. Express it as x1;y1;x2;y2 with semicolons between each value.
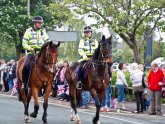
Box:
16;41;60;124
65;35;113;124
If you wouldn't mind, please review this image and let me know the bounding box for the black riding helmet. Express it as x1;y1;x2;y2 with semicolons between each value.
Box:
84;26;92;33
32;16;43;23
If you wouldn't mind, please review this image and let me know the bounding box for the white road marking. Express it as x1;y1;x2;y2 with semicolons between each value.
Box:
75;111;143;124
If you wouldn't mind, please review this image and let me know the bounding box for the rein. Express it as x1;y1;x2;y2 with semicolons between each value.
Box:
34;61;52;86
91;60;109;78
91;60;108;66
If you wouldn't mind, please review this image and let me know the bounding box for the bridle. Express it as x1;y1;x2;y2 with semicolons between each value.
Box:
35;45;57;75
100;44;112;59
92;43;112;67
45;46;57;74
91;42;112;84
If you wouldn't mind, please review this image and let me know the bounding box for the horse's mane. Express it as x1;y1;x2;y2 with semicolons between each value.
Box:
38;42;50;58
92;43;100;60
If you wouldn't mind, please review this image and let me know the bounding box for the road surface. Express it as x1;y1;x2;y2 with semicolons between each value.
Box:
0;94;164;124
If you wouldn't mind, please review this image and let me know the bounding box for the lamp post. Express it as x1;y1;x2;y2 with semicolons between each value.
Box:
144;24;153;70
27;0;30;16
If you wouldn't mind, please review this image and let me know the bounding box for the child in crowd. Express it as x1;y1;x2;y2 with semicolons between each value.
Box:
52;61;63;97
100;85;111;112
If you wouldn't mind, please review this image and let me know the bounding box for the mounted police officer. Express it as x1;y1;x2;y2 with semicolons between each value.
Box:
22;16;50;91
76;26;99;89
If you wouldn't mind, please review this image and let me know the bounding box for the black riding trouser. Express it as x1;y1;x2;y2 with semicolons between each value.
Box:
77;61;86;81
22;54;35;87
134;91;144;112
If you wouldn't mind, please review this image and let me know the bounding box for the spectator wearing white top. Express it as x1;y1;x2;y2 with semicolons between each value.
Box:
116;63;128;111
0;59;6;92
130;63;144;113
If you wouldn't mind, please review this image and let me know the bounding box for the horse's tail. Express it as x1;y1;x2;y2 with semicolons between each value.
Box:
17;86;23;101
65;68;73;83
16;62;23;102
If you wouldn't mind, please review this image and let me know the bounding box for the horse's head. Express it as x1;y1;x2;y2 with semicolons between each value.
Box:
46;41;60;73
38;41;60;73
99;35;113;63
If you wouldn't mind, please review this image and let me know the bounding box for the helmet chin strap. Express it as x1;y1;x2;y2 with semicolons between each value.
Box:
33;23;41;30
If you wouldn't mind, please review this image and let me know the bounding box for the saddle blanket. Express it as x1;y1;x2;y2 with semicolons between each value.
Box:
75;62;92;81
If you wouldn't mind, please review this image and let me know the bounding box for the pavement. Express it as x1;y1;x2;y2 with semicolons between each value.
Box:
48;96;165;115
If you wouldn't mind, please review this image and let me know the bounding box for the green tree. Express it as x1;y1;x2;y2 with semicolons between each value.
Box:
0;0;70;59
153;41;165;59
121;45;134;63
112;49;122;62
64;0;165;63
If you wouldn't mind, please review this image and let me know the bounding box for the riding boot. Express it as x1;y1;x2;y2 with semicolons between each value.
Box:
76;61;86;89
22;67;29;95
22;54;35;95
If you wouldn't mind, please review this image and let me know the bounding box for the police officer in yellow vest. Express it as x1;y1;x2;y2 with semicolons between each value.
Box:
76;26;99;89
22;16;50;91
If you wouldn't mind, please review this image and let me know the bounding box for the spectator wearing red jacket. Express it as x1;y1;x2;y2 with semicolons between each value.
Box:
148;63;164;115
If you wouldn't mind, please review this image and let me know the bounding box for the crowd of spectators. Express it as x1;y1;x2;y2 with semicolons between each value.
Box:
1;59;165;116
0;59;17;95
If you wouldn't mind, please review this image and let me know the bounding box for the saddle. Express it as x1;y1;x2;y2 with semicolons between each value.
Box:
75;61;92;81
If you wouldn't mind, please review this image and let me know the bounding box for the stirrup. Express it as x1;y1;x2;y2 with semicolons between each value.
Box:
76;81;82;89
22;84;24;89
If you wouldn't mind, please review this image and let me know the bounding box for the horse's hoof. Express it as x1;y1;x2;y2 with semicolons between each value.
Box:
70;115;75;121
76;117;81;124
42;116;47;123
30;112;37;118
24;115;31;123
43;120;48;124
70;117;74;121
96;121;100;124
42;119;48;124
93;117;100;124
76;120;81;124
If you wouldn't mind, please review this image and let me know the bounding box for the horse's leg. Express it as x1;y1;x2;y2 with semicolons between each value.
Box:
21;90;32;123
70;87;81;124
30;87;39;118
69;87;76;121
18;78;31;123
24;88;32;123
90;88;105;124
42;84;51;124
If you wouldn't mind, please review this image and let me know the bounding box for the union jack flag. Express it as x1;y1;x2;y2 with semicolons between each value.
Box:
57;85;69;96
65;87;69;95
57;85;65;96
11;78;18;96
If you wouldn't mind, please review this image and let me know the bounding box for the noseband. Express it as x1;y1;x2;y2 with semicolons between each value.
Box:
92;45;112;67
100;45;112;59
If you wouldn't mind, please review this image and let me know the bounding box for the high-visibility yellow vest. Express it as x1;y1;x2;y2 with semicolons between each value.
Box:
78;37;98;62
22;27;50;53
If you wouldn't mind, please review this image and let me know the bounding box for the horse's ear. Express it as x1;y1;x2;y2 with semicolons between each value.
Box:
57;42;60;47
49;41;53;46
102;35;106;41
108;35;112;45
